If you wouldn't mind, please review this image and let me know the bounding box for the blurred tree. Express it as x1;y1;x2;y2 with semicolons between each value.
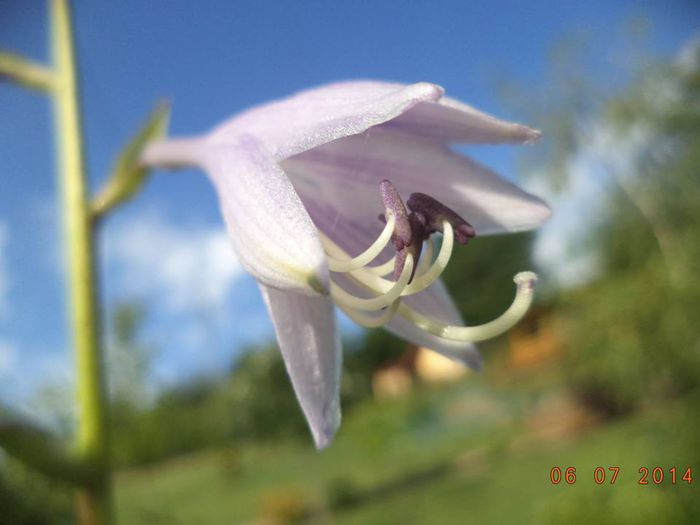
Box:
527;39;700;415
226;345;310;444
107;303;155;407
0;461;73;525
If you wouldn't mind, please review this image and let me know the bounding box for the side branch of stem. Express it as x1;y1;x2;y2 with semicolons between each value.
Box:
0;51;54;92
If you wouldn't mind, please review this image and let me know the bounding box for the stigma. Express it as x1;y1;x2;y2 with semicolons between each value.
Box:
318;180;537;344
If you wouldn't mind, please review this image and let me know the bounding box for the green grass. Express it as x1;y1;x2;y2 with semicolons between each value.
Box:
114;378;700;524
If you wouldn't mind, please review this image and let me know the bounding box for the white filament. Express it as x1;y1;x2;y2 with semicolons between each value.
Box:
339;221;453;297
415;237;434;277
401;222;453;295
397;272;537;342
330;255;414;312
325;212;395;272
339;300;400;328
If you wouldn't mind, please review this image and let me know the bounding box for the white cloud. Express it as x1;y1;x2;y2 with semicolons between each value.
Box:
104;211;244;312
0;223;9;319
531;119;652;289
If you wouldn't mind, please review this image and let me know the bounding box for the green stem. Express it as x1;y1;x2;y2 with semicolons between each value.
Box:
51;1;111;523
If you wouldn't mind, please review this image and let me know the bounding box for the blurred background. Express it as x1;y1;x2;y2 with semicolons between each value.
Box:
1;1;700;523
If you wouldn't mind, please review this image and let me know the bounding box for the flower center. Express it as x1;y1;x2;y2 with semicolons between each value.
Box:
318;180;537;343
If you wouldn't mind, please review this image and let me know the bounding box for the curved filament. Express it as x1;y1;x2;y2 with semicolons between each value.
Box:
343;221;453;297
330;255;414;312
397;272;537;342
325;212;395;272
401;221;453;295
339;300;400;328
415;237;434;278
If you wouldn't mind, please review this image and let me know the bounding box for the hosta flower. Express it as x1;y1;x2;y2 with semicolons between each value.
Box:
142;81;549;448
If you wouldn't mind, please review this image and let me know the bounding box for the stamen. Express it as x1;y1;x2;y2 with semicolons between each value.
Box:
325;212;395;272
401;221;453;295
338;299;400;328
343;221;453;297
330;255;414;312
380;180;412;251
415;237;434;277
397;271;538;342
319;180;535;342
395;211;426;281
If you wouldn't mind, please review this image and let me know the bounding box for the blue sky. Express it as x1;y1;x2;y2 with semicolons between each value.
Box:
1;0;698;411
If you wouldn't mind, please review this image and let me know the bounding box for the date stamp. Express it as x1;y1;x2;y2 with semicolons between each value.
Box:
549;466;694;485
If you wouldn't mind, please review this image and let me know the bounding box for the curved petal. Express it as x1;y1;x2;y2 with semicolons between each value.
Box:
260;284;342;449
282;126;550;250
209;81;444;161
201;135;329;294
383;97;540;144
384;315;482;371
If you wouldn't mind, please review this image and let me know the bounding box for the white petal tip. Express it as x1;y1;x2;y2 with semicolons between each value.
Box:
412;82;445;101
456;348;483;372
521;199;552;229
514;271;538;294
431;345;482;372
310;409;341;450
519;126;542;144
514;271;538;285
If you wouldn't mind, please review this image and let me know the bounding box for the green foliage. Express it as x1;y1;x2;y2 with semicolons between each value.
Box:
259;487;310;524
0;461;73;525
114;378;700;525
551;44;700;414
226;347;310;444
110;345;314;466
108;303;154;407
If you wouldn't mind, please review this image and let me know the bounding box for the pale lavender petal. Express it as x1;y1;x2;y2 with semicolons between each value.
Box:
260;284;342;448
384;315;482;371
383;96;540;144
200;134;328;294
209;81;444;161
282;126;550;248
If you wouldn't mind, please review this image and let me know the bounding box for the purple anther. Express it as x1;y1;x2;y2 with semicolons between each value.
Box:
406;192;476;244
391;211;427;282
380;180;412;251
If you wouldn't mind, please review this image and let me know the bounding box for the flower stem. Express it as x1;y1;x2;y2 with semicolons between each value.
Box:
51;1;111;523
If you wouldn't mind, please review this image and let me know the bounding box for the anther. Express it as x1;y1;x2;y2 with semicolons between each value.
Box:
394;211;426;282
407;192;476;244
380;179;412;251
